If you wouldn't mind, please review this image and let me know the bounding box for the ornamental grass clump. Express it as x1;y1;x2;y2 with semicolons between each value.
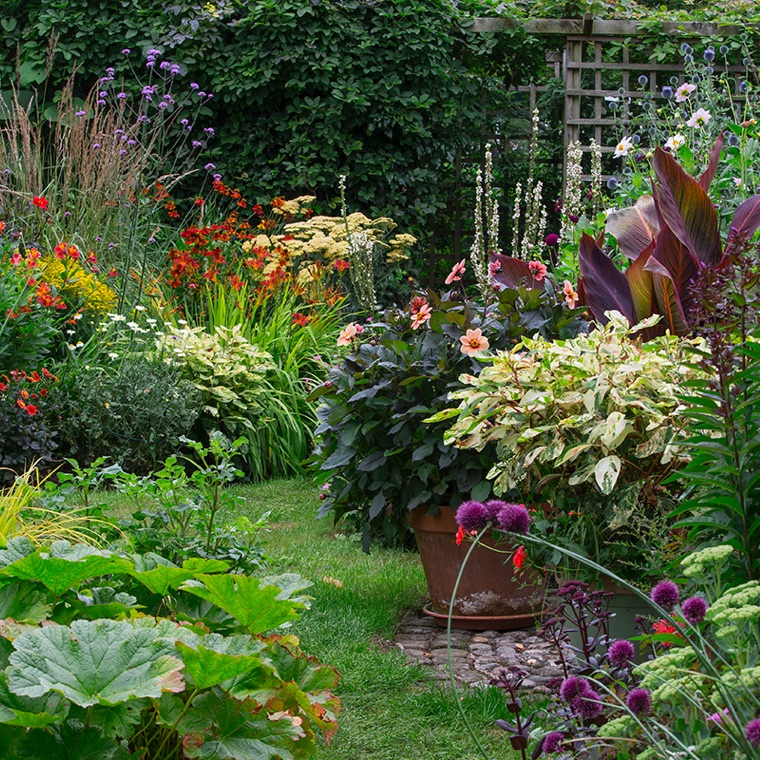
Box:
432;311;706;581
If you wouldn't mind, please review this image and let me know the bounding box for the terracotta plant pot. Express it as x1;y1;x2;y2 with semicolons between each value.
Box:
408;505;546;631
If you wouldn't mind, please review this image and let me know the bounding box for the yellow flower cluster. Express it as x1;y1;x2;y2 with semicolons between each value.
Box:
270;195;316;216
39;257;117;313
280;212;415;264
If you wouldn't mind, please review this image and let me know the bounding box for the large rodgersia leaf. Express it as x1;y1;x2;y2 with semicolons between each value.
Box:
7;619;184;707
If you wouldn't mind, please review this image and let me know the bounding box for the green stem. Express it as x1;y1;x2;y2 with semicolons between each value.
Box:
153;688;199;758
447;525;492;760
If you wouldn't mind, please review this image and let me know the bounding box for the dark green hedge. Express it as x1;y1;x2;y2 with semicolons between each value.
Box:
1;0;543;252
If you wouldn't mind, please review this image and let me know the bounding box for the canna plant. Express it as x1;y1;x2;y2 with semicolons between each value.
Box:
579;136;760;337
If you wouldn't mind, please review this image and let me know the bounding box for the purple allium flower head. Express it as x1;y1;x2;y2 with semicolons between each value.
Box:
682;595;708;624
541;731;564;754
560;676;592;703
745;718;760;748
496;503;531;535
483;499;508;521
191;140;202;148
608;639;635;668
456;500;489;532
204;163;216;171
117;92;127;99
122;48;131;55
651;580;680;609
626;688;651;715
190;82;200;90
204;127;215;136
544;233;559;247
573;689;603;719
569;213;580;223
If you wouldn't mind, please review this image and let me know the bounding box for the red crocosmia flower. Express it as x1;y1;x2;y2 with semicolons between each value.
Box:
455;525;466;546
512;545;527;569
25;404;38;416
32;196;49;210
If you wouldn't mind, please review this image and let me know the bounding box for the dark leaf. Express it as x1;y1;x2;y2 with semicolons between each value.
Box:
577;233;635;324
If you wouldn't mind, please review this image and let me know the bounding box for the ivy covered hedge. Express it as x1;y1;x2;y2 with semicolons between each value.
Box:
0;0;543;249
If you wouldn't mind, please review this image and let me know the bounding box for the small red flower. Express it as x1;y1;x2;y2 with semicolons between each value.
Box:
455;525;466;546
512;545;527;569
32;196;49;210
25;404;38;416
106;268;118;277
333;259;350;272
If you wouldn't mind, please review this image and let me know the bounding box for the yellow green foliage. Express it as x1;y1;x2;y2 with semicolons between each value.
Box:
39;257;117;313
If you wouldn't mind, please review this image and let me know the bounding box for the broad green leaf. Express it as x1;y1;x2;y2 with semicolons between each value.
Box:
180;575;304;634
0;581;51;623
1;550;133;597
178;689;305;760
0;538;35;568
68;700;148;739
176;639;270;690
11;720;126;759
8;619;184;707
0;671;68;728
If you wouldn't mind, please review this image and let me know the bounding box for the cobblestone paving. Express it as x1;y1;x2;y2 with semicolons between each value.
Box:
392;612;573;692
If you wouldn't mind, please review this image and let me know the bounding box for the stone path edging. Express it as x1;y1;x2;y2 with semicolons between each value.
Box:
392;612;574;692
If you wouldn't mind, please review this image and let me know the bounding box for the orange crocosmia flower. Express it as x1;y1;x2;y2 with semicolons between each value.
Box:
459;328;489;356
32;196;48;210
512;545;527;569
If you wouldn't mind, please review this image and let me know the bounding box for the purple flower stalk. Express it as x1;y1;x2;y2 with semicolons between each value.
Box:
607;639;635;668
626;688;651;715
456;501;489;532
651;580;680;609
681;596;708;624
496;503;531;534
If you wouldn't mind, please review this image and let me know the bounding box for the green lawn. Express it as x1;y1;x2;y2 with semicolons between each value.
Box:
229;478;521;760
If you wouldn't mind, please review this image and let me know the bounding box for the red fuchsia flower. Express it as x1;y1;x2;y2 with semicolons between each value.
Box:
333;259;350;272
411;303;432;330
651;580;680;609
496;503;531;534
32;196;48;210
626;688;651;715
337;323;358;346
528;260;548;281
459;328;489;356
681;595;708;624
445;259;466;285
512;545;527;569
455;500;489;532
563;280;578;309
